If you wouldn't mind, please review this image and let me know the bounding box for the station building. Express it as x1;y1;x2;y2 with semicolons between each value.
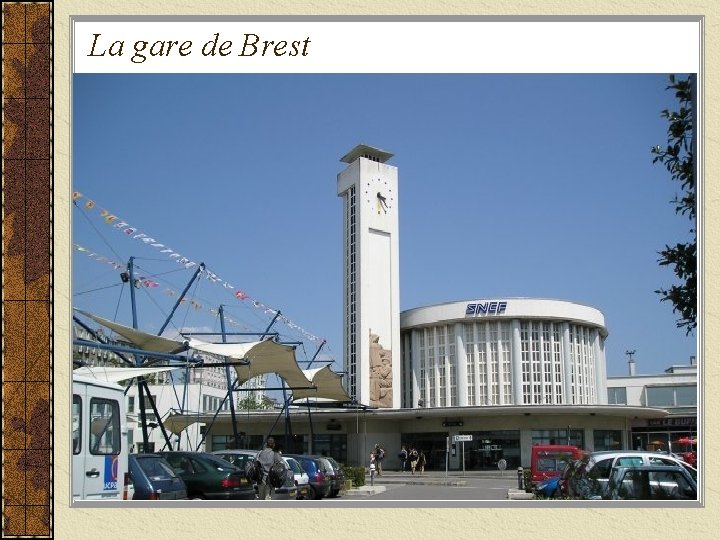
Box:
166;145;697;470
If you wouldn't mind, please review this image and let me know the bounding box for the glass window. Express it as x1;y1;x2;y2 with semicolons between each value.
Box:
531;429;584;448
646;387;675;406
607;387;627;405
89;397;120;455
590;458;614;480
675;386;697;406
72;394;82;454
593;430;622;451
616;456;644;467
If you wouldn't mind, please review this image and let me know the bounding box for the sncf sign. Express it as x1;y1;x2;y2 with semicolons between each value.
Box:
466;301;508;316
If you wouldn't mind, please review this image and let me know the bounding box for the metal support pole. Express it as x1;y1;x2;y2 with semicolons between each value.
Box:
219;305;240;448
128;257;150;453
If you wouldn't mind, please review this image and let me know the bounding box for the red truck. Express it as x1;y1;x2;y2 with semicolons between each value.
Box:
530;444;582;485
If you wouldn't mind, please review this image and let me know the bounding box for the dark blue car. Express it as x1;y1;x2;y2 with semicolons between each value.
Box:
128;453;188;500
284;454;332;500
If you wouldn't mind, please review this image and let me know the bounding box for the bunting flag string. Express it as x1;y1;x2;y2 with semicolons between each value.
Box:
74;191;325;344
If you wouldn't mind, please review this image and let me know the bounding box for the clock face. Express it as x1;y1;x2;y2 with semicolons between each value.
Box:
365;177;393;214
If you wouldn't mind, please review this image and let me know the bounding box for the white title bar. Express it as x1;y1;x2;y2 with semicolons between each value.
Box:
72;19;701;73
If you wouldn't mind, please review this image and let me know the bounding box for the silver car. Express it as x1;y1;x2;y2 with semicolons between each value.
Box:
585;450;697;496
605;465;697;500
283;456;310;499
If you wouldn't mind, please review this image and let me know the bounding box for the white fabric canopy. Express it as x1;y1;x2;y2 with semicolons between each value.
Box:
75;310;188;354
75;312;350;403
294;365;351;402
73;365;179;383
189;337;312;389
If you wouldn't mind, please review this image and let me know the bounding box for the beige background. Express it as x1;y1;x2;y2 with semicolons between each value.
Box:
54;1;718;538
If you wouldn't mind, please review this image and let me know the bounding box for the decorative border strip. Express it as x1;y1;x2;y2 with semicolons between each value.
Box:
2;2;53;537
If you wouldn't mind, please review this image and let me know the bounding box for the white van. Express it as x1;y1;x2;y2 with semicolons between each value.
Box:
72;374;129;501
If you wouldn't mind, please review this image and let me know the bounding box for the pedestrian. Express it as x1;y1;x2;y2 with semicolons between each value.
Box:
417;450;426;476
256;436;285;500
409;448;419;475
369;452;377;485
398;446;408;472
374;443;385;476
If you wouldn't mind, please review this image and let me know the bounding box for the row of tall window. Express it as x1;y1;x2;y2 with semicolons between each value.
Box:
520;321;565;405
418;325;458;407
465;321;512;405
343;187;358;401
413;320;601;408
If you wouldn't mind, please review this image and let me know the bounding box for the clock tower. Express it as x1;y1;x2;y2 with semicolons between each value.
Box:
337;144;400;409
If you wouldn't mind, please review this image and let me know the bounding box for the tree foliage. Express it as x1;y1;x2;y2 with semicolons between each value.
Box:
651;74;696;334
237;395;275;410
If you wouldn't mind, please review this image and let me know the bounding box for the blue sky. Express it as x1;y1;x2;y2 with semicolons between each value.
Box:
72;73;697;378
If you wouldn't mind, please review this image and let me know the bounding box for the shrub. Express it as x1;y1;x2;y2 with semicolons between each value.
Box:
342;465;365;488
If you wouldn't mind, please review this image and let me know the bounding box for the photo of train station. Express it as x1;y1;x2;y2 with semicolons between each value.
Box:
150;145;698;470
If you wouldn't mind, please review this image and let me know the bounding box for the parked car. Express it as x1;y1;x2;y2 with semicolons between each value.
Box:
582;450;697;497
159;451;254;500
530;445;582;485
604;465;697;500
561;450;699;500
284;454;332;500
211;449;297;500
283;456;311;500
324;457;346;498
127;453;187;500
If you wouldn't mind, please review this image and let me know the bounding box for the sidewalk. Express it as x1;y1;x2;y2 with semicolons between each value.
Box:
343;469;528;498
365;469;518;483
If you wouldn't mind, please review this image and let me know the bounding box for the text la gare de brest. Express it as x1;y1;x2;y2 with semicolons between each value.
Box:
86;32;312;64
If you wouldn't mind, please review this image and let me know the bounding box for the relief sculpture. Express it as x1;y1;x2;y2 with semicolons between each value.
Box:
369;332;392;408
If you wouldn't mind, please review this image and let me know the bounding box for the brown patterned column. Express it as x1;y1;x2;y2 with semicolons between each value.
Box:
2;2;53;537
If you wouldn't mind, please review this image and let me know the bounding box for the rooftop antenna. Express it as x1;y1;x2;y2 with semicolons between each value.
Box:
625;350;636;376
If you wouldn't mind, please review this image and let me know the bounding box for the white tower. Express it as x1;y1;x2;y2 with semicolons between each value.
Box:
337;144;400;409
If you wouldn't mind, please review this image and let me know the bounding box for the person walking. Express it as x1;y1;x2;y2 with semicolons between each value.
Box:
409;448;419;475
369;452;377;485
417;450;426;477
374;444;385;476
398;446;408;472
256;437;284;500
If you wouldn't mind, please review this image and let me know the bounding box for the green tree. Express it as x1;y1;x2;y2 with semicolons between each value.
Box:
651;74;696;334
236;395;275;410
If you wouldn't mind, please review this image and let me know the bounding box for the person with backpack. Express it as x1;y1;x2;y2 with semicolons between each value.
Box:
255;437;285;500
398;446;408;472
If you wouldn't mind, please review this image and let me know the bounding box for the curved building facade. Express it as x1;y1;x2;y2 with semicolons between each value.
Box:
400;298;609;409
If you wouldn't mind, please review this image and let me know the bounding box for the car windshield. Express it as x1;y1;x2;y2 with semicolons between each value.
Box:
202;454;237;471
138;457;176;480
286;459;303;474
